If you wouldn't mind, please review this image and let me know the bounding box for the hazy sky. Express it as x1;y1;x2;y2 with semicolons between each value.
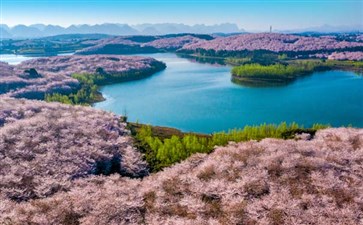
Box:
0;0;362;30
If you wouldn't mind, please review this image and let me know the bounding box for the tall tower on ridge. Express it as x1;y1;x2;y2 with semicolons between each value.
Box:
270;25;272;33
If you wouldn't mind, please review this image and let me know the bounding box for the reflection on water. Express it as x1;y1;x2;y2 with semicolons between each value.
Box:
177;53;227;65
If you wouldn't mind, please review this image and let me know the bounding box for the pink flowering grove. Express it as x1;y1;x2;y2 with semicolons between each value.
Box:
0;55;164;99
76;34;208;54
142;35;203;50
182;33;363;53
0;98;147;202
1;98;362;225
327;51;363;61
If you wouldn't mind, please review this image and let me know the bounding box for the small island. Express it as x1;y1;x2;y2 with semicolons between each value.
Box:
231;60;363;86
231;63;314;85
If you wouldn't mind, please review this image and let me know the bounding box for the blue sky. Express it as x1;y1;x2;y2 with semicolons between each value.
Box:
0;0;362;30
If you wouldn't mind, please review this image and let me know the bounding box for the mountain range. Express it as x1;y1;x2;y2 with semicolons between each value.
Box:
1;23;362;39
277;24;363;34
0;23;244;39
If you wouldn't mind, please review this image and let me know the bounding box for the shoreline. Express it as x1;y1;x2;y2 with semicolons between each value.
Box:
45;59;167;105
230;60;363;86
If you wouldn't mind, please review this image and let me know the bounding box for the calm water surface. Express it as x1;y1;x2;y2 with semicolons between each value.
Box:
2;53;361;133
0;54;37;65
0;53;74;65
94;53;363;133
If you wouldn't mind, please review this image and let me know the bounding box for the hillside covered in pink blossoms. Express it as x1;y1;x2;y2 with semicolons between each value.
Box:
76;34;213;54
0;31;362;225
312;51;363;61
1;99;362;225
0;61;79;99
0;55;165;99
142;35;203;50
74;33;363;61
327;51;363;61
0;98;147;202
180;33;363;59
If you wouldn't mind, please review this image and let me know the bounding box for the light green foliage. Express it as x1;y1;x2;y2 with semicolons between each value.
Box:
231;62;320;78
225;57;252;65
72;72;106;85
232;60;363;80
312;123;330;130
278;54;288;60
45;73;101;105
322;60;363;69
44;61;165;105
45;93;73;104
135;122;328;171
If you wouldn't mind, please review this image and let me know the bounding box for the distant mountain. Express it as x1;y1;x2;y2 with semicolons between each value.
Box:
141;26;162;35
43;25;66;36
62;24;137;35
0;24;10;31
278;24;363;34
29;24;47;31
131;23;243;34
193;23;242;33
2;23;360;39
0;28;12;39
0;23;245;38
10;25;43;38
81;24;138;35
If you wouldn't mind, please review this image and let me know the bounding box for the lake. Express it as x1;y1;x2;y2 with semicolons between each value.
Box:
1;53;362;133
94;53;363;133
0;54;37;65
0;53;74;65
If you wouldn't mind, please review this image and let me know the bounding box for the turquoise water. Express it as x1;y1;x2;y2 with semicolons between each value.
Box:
3;53;362;133
94;53;363;133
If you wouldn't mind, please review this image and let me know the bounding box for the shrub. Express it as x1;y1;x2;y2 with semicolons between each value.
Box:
134;122;328;171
